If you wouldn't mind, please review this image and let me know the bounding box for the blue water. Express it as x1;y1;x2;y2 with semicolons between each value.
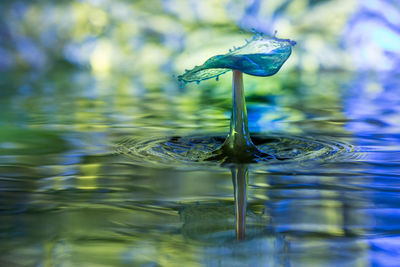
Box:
178;35;294;83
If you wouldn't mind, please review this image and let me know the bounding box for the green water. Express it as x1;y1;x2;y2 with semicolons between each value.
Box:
1;70;400;266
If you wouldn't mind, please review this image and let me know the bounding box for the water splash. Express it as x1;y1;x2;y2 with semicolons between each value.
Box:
177;34;296;84
117;135;356;169
176;33;296;163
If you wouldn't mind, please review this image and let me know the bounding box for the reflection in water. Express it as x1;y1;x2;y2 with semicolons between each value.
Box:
180;167;266;245
183;165;250;242
232;165;248;240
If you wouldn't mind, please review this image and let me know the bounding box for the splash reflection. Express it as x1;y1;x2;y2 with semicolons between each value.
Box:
232;165;248;240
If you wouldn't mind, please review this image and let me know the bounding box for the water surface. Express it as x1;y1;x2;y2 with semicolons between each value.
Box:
1;70;400;266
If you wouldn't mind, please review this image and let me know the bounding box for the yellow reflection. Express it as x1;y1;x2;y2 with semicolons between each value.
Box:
77;163;100;190
77;176;98;190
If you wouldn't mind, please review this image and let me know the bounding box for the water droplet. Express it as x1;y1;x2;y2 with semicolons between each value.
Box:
216;76;219;81
176;33;294;83
196;80;200;84
179;81;186;88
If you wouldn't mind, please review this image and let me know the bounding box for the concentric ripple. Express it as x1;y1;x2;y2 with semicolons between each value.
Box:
116;134;356;168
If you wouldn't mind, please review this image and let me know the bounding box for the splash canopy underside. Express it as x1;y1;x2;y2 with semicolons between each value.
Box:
178;35;295;83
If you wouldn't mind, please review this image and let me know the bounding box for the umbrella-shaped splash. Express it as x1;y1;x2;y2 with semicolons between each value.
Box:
178;33;295;163
178;34;295;84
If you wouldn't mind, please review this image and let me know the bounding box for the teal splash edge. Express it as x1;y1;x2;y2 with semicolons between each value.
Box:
177;33;296;84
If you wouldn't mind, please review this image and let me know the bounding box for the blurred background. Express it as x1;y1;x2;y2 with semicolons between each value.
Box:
1;0;399;87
